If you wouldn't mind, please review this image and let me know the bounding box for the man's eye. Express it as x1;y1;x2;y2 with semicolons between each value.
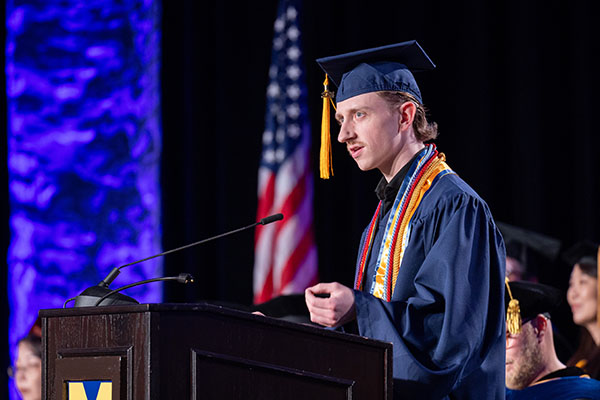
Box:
355;111;365;118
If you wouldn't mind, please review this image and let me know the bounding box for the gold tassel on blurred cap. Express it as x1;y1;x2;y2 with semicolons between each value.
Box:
505;277;522;335
320;74;335;179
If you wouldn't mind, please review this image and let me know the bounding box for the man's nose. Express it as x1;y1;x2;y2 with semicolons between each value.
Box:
337;122;355;143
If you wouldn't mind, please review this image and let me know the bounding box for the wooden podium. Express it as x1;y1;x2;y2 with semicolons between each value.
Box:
40;303;392;399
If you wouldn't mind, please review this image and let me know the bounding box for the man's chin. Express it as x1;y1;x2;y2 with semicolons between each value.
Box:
505;375;521;391
506;373;529;391
355;161;375;171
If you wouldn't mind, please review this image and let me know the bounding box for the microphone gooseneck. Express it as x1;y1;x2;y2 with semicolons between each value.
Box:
67;213;284;307
93;273;195;307
104;212;285;286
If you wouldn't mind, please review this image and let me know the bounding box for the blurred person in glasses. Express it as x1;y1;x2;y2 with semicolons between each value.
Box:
9;320;42;400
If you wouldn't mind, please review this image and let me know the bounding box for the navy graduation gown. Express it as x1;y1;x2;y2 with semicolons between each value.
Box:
506;376;600;400
353;173;506;399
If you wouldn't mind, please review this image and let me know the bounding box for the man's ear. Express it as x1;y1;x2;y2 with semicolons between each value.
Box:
533;315;548;339
398;101;416;131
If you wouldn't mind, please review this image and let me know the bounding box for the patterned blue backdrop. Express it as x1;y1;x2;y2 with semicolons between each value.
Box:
5;0;162;397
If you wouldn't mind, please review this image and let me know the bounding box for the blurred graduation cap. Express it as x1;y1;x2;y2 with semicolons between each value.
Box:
497;222;562;281
505;279;564;334
315;40;436;179
562;240;599;268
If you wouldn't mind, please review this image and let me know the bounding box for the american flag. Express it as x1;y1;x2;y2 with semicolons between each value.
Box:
253;0;318;304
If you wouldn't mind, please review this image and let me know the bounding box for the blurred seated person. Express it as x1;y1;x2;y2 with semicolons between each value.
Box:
565;241;600;380
504;279;600;399
498;223;579;360
10;332;42;400
497;222;561;282
506;255;526;283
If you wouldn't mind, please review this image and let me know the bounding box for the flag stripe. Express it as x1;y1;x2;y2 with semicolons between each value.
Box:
281;246;318;294
272;171;312;285
280;223;316;289
255;173;276;245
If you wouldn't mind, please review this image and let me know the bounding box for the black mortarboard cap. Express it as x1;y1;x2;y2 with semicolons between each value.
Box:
498;222;562;262
316;40;435;104
505;280;564;321
504;280;565;334
497;222;561;281
562;240;599;268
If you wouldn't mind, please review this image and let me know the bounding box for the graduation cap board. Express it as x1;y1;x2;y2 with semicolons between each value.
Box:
497;222;561;281
505;279;564;335
316;40;436;104
497;222;562;262
315;40;436;179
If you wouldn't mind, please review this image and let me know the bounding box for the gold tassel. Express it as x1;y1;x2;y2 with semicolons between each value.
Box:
505;277;522;335
320;74;335;179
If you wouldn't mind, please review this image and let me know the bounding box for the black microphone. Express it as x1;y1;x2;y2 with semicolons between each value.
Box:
92;273;194;307
67;213;284;307
259;213;283;225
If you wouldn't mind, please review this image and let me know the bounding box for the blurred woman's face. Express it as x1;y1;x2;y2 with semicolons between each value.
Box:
15;342;41;400
567;264;598;326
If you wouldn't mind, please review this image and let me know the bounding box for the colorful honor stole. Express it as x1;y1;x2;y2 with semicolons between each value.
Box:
355;144;454;301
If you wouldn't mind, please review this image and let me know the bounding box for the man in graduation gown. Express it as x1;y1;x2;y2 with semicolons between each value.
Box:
505;280;600;399
304;41;506;399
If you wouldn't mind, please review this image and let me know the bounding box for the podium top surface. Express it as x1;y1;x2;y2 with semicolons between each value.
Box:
40;302;392;350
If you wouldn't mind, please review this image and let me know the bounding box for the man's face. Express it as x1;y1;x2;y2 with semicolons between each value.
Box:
505;256;524;282
505;321;543;390
335;92;402;177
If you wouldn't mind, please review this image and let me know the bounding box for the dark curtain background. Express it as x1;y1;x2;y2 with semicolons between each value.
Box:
160;0;599;296
2;0;599;391
159;0;599;350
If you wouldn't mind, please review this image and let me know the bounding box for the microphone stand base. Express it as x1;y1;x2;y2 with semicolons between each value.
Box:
73;286;139;307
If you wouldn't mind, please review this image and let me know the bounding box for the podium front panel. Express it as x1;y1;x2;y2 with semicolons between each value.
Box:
41;303;392;399
191;349;354;399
